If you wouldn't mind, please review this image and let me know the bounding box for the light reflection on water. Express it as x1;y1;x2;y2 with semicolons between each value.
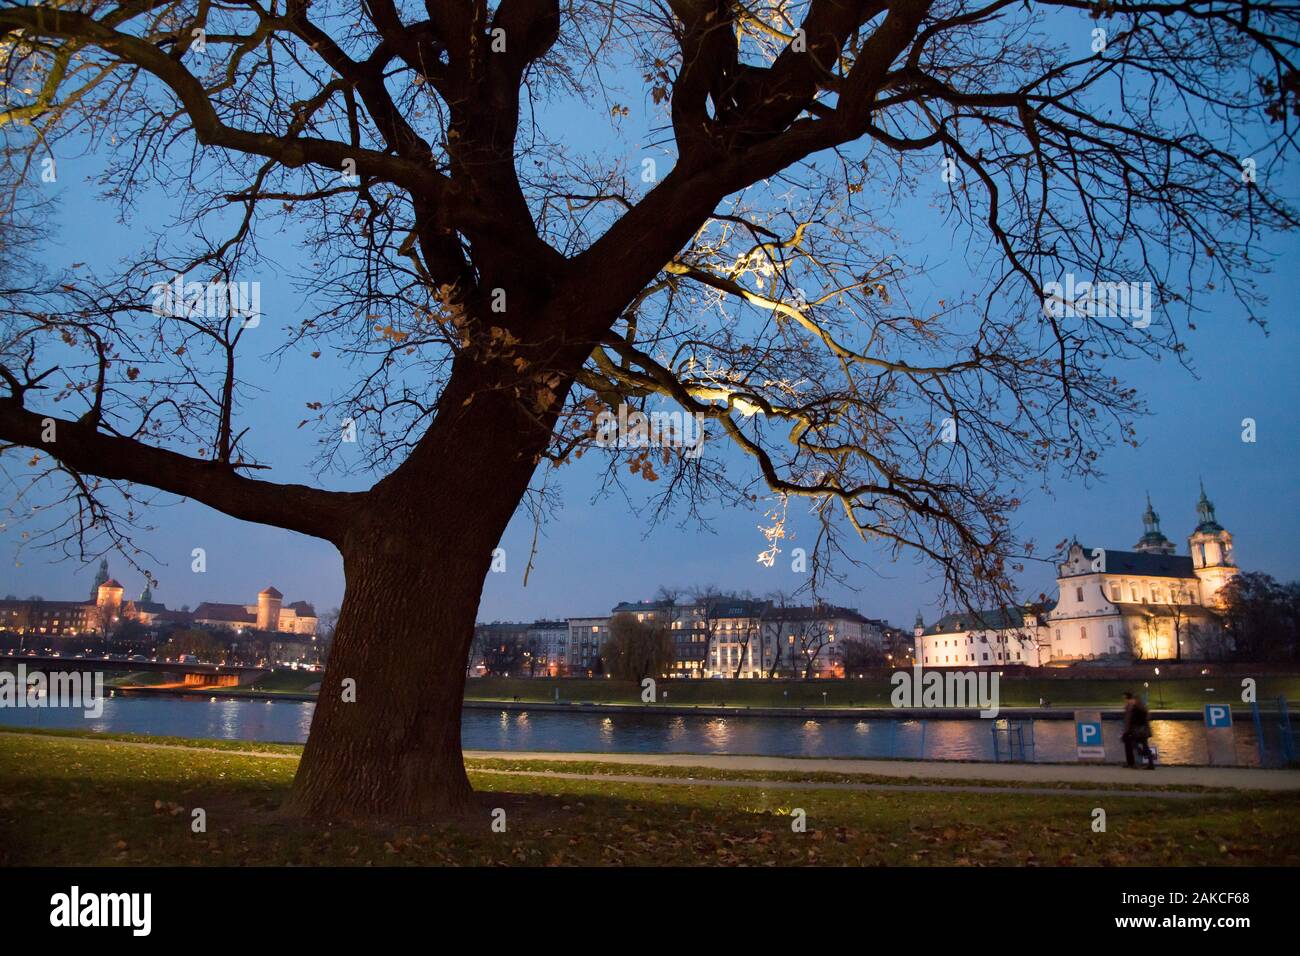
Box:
0;695;1270;766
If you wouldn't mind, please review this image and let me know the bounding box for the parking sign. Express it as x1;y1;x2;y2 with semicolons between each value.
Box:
1204;704;1233;729
1074;710;1105;761
1203;703;1237;766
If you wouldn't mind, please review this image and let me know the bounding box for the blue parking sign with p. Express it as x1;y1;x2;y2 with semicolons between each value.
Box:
1074;710;1105;760
1204;704;1233;729
1076;721;1102;746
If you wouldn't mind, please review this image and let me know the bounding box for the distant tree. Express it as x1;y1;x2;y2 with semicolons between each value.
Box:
317;607;340;662
481;635;527;676
1220;573;1300;662
882;628;915;666
1186;621;1230;662
689;585;727;669
729;614;763;679
108;617;151;647
522;636;543;677
168;629;224;660
602;613;674;683
791;619;832;680
841;637;887;673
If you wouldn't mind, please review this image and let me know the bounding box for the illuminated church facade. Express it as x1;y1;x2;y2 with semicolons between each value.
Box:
916;484;1239;666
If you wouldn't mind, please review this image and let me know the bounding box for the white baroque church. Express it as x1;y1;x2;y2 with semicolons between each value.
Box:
916;483;1239;667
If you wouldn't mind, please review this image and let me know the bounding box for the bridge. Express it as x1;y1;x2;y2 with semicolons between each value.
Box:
0;653;269;687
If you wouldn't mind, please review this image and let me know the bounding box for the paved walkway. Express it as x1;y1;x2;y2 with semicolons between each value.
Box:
465;749;1300;792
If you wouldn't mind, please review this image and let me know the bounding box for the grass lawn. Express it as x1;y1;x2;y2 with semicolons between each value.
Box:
2;728;1297;866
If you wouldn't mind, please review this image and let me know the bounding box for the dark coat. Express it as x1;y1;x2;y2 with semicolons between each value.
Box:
1124;699;1151;738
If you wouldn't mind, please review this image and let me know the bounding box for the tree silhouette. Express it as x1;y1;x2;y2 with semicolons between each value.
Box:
1;0;1296;817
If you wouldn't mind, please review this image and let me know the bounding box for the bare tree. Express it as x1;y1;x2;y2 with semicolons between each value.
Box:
602;612;674;682
689;584;728;673
480;635;527;676
1;1;1297;818
793;618;832;679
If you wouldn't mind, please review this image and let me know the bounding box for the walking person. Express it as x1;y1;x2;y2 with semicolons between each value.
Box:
1121;691;1156;769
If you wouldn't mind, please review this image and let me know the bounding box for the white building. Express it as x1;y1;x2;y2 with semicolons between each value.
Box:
608;597;882;679
917;486;1239;667
915;605;1048;668
707;600;880;679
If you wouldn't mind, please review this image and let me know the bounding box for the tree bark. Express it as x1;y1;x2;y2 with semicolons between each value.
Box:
284;356;562;820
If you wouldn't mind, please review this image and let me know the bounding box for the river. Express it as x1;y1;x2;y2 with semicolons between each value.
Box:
0;693;1273;765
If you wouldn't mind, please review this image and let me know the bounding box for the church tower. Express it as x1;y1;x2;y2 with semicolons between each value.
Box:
1133;493;1176;554
90;558;109;600
1188;481;1237;605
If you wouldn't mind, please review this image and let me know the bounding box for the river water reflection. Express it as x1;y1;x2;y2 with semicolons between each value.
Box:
0;694;1269;766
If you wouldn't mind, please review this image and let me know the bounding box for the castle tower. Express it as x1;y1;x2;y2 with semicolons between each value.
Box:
1188;480;1237;605
913;610;925;639
95;578;124;611
1133;493;1176;555
90;558;109;600
257;586;283;632
91;577;124;634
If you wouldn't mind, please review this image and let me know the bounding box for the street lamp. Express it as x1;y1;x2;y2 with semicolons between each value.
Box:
1153;667;1165;709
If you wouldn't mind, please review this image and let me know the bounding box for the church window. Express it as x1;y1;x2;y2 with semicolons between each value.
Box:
1107;624;1114;638
1076;587;1084;603
1110;583;1120;600
1080;627;1087;641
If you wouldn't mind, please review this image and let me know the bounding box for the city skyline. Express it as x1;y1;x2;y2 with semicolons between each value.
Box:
3;473;1287;630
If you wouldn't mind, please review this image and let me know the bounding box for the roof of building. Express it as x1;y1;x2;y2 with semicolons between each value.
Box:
191;602;256;623
0;598;94;610
285;600;317;617
764;604;870;624
1070;547;1195;579
259;586;284;598
610;600;677;614
100;579;124;589
921;605;1048;635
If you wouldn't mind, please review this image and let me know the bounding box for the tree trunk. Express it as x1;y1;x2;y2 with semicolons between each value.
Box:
284;356;562;820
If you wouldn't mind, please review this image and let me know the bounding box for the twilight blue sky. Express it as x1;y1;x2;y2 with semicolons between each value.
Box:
2;19;1297;627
